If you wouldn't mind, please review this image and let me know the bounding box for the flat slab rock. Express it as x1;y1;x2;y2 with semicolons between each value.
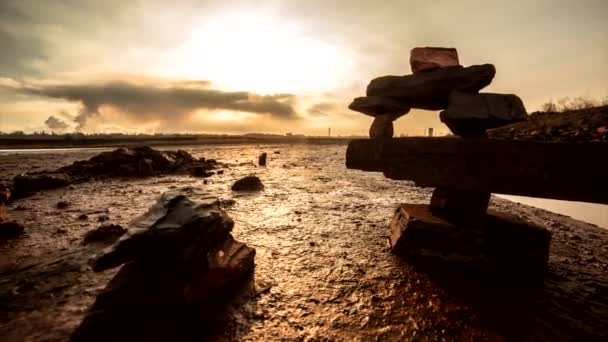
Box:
389;204;551;278
348;96;411;117
346;137;608;204
366;64;496;110
410;47;460;73
440;92;528;136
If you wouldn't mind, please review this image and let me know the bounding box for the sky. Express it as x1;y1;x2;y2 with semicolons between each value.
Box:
0;0;607;136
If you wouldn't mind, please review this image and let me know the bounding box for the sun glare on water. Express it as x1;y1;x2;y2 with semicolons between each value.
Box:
160;12;355;94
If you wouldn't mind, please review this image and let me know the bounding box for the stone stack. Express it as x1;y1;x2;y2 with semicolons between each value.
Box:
349;47;527;138
348;47;550;279
349;46;529;218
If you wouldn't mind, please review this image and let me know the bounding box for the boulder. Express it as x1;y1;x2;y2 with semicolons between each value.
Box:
259;152;267;166
389;204;550;279
348;96;411;117
369;114;396;139
410;47;460;74
72;193;255;341
440;92;528;136
366;64;496;110
192;166;214;178
231;176;264;192
92;194;237;272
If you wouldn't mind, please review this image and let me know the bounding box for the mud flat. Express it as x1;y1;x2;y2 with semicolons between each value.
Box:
1;144;607;341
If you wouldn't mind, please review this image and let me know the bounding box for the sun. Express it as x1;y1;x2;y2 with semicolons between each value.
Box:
157;12;356;94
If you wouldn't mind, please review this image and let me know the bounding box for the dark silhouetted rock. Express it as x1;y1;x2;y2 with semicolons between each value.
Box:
429;187;490;219
83;224;127;245
192;166;213;178
389;204;550;279
369;114;396;139
78;214;88;221
73;193;255;341
410;47;460;73
366;64;496;110
440;92;528;136
56;201;70;209
12;173;71;199
346;137;608;204
0;221;25;240
259;153;267;166
348;96;411;117
97;215;109;222
137;158;154;177
231;176;264;191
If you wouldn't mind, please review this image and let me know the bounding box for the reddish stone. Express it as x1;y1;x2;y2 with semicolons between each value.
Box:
410;47;460;74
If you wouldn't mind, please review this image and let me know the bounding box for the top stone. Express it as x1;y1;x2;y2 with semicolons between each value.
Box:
410;47;460;74
366;64;496;110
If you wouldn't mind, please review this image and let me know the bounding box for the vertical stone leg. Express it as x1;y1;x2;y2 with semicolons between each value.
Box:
369;114;396;139
429;187;490;219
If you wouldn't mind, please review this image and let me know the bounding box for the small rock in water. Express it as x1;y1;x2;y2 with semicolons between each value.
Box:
259;153;267;166
0;221;25;240
78;214;88;221
83;224;127;245
97;215;109;222
231;176;264;191
57;201;70;209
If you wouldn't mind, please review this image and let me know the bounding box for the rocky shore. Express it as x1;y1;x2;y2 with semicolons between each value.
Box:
489;105;608;142
1;144;607;341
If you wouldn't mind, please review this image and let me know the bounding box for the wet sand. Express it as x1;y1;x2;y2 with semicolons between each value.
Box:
1;143;607;341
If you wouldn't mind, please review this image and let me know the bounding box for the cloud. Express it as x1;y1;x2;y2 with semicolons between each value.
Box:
307;102;337;117
44;115;69;131
11;79;299;130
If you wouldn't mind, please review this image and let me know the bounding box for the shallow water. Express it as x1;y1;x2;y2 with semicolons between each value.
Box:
1;143;607;341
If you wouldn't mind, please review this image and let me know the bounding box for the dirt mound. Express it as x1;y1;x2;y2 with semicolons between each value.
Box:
488;105;608;142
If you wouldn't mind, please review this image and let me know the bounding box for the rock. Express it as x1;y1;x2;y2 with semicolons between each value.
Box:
366;64;496;110
78;214;89;221
259;153;267;166
0;221;25;240
92;194;235;271
410;47;460;73
137;158;154;177
231;176;264;192
97;215;110;222
440;92;528;136
389;204;551;279
348;96;411;117
192;166;213;178
12;173;71;199
217;170;224;175
369;114;395;139
429;187;490;219
56;201;70;209
73;193;255;341
83;224;127;245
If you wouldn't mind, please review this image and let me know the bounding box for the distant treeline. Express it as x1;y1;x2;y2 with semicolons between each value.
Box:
0;132;359;148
